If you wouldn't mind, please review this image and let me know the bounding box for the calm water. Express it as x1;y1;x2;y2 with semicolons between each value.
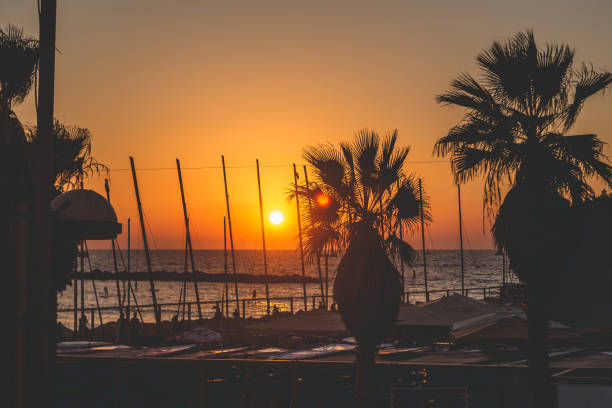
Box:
57;249;510;327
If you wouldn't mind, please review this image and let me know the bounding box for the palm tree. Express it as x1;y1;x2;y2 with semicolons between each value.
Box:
300;129;430;407
434;30;611;407
1;24;38;207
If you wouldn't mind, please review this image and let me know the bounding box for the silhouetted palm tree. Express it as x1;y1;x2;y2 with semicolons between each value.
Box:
1;24;38;197
434;30;611;407
301;129;430;407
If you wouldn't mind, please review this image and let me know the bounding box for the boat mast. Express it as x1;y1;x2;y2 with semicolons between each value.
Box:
129;156;161;334
398;180;405;302
104;179;123;316
221;155;240;315
457;183;465;296
223;216;229;316
176;159;203;320
293;164;308;311
303;165;325;306
419;178;429;302
256;159;271;315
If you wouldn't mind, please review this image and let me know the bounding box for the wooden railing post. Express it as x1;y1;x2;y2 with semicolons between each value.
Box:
290;297;294;314
242;300;246;319
188;303;191;320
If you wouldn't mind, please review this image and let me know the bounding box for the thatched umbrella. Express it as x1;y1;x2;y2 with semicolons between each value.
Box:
334;222;402;407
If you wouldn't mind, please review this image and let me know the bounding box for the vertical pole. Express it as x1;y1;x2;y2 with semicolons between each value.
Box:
126;218;131;318
176;159;203;319
419;179;429;302
19;2;58;404
223;217;229;317
324;255;329;309
293;164;308;311
80;241;85;329
73;262;78;335
129;157;161;333
104;179;123;315
183;234;188;316
90;309;95;339
84;242;104;337
221;156;240;315
256;160;271;315
398;180;405;302
303;165;325;303
502;250;506;287
457;184;465;296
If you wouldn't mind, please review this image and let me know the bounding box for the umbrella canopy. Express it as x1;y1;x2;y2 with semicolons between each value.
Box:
51;189;121;240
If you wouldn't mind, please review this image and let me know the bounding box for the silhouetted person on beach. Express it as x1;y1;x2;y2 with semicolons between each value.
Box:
129;312;140;344
272;305;280;316
330;303;337;312
213;305;223;321
252;289;257;299
171;314;179;332
78;314;88;338
232;308;240;319
116;311;127;344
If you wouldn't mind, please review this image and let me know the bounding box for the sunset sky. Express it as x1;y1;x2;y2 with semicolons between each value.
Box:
3;1;611;250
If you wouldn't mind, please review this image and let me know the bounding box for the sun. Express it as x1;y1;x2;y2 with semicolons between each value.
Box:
269;211;284;225
315;193;331;208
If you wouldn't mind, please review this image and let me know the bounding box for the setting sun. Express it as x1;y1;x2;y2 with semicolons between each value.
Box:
269;211;284;225
315;193;331;208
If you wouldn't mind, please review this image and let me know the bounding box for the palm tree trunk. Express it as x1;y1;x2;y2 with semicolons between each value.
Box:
355;339;377;408
527;284;555;408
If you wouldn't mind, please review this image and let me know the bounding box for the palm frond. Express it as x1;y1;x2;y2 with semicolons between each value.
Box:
385;234;417;265
0;24;38;108
564;65;612;131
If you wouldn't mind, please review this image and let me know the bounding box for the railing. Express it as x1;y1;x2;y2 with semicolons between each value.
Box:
58;285;504;329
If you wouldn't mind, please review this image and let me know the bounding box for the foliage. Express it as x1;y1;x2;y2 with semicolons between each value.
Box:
435;29;611;408
0;24;38;110
434;30;612;220
296;128;431;266
26;121;108;194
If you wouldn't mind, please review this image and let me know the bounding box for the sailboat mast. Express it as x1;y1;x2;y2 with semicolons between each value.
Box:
457;184;465;296
129;156;161;333
223;216;229;317
104;179;123;316
419;178;429;302
303;165;325;305
176;159;203;320
221;155;240;315
293;164;308;311
256;159;271;315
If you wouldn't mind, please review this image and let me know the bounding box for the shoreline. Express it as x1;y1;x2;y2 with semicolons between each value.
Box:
70;269;321;284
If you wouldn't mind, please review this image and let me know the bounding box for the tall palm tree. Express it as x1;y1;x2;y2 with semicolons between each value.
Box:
1;24;38;203
300;129;429;407
434;30;612;407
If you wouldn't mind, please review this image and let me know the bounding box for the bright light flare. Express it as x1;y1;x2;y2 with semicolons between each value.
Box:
269;211;284;225
315;193;331;208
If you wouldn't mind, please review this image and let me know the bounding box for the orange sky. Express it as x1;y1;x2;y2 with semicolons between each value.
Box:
4;1;611;250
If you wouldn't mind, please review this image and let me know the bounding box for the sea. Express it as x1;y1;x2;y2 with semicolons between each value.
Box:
57;249;512;327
